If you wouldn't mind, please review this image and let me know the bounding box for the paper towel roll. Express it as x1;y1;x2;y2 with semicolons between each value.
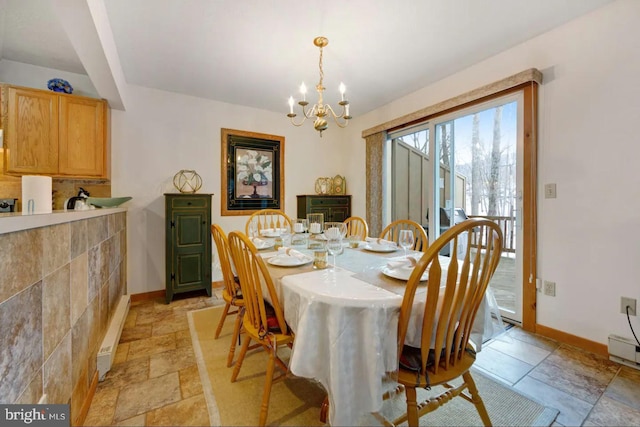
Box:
22;176;52;214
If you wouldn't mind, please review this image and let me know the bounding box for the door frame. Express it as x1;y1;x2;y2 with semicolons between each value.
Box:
386;82;538;331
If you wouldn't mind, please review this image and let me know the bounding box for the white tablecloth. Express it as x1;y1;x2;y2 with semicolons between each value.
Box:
264;248;497;426
282;269;401;426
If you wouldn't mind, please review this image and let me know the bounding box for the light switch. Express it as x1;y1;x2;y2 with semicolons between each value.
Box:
544;183;557;199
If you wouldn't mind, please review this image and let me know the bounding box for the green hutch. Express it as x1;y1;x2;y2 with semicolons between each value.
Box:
164;193;213;303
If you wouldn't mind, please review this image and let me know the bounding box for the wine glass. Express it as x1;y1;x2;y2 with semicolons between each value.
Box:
278;222;292;246
248;222;258;240
324;222;347;255
398;229;415;258
326;238;343;269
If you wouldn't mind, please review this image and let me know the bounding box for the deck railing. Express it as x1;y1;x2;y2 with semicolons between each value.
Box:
468;215;516;253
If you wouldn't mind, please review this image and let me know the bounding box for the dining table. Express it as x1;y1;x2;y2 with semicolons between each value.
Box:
259;240;490;426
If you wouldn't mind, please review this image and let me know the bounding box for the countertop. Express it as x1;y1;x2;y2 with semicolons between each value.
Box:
0;207;127;234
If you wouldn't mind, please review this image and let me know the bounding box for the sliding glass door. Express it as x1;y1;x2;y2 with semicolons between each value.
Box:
391;94;524;323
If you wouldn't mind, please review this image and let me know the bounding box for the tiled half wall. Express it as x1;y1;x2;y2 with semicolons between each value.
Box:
0;211;127;424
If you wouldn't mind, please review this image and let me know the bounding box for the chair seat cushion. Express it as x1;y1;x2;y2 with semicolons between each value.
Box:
399;344;476;373
399;345;433;372
264;301;282;333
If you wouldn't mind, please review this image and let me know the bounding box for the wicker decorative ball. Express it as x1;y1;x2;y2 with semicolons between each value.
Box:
173;170;203;193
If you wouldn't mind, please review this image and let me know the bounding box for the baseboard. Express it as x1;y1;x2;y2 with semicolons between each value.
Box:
535;324;608;357
73;371;99;426
212;280;224;289
130;289;165;303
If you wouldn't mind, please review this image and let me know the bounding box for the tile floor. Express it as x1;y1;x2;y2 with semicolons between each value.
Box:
84;289;640;426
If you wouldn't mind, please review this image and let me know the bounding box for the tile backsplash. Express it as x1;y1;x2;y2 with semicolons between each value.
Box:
0;178;110;211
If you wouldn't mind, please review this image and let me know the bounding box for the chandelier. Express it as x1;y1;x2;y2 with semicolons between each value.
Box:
287;36;351;137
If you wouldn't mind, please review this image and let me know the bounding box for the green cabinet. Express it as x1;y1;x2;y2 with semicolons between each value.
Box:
165;193;213;303
296;195;351;222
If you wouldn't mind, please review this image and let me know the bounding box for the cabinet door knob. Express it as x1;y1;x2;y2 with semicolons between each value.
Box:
187;202;192;205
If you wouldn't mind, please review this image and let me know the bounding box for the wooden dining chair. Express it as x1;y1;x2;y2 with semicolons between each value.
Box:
245;209;292;235
211;224;244;367
379;218;503;427
379;219;429;251
227;231;294;426
344;216;369;240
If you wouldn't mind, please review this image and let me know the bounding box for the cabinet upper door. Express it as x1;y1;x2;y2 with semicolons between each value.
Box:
6;87;59;174
58;96;106;177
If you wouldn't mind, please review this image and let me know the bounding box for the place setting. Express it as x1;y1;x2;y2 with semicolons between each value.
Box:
362;237;399;253
265;247;313;267
250;237;275;250
381;255;428;281
378;230;428;281
247;222;284;250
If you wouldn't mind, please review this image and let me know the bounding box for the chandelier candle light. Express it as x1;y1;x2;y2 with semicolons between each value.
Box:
287;36;351;137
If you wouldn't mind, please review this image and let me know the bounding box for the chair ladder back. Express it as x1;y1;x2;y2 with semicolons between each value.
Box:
399;219;503;377
245;209;292;235
344;216;369;240
449;232;474;364
228;231;288;335
211;224;238;298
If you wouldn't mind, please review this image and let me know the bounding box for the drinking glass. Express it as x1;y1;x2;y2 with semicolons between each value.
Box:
326;238;343;269
398;229;415;258
313;248;328;269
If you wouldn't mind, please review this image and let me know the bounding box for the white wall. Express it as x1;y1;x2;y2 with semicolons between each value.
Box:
346;0;640;345
0;59;99;97
110;85;351;295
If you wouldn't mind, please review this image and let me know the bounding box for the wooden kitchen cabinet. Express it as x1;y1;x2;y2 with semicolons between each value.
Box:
296;195;352;222
2;84;109;178
4;86;59;175
59;95;106;177
165;193;213;304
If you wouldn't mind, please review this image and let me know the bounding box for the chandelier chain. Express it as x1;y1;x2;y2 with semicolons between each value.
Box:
318;44;324;88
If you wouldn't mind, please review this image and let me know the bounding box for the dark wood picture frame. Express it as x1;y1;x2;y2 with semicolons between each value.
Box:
221;128;285;216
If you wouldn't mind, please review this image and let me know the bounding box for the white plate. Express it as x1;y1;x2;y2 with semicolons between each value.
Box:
267;255;313;267
362;243;398;253
252;239;275;250
260;228;288;238
382;266;428;282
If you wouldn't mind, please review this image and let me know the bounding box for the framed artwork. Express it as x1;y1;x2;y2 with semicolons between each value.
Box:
221;128;285;216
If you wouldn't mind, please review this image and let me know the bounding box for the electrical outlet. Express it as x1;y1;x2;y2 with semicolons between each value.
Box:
543;280;556;296
620;297;637;316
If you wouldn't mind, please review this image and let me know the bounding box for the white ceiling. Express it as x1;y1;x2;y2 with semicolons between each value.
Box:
0;0;613;115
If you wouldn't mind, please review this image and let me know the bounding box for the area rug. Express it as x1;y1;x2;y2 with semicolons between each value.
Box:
188;306;558;426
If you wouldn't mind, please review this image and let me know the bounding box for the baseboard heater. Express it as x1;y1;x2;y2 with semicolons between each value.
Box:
608;334;640;371
97;295;131;381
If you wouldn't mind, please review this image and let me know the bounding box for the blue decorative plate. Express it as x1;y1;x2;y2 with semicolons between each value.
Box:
47;78;73;94
86;197;132;208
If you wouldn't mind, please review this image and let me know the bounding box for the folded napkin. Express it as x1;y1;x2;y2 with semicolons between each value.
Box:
386;257;418;269
251;237;266;245
366;237;397;247
324;227;342;240
277;247;308;260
